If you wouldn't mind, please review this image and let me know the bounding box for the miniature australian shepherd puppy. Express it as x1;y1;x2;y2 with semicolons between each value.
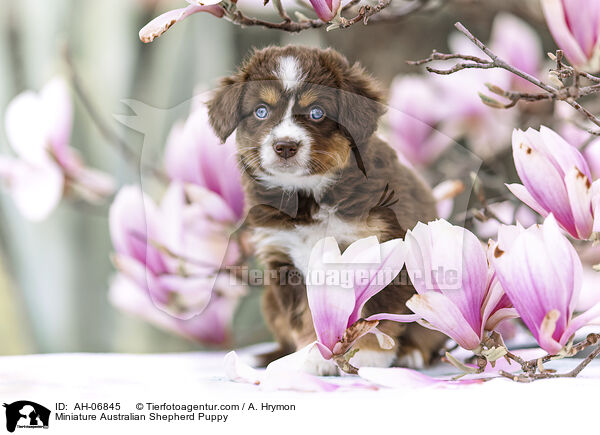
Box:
208;45;446;375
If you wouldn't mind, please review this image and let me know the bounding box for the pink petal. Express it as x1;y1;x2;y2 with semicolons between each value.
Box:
348;238;407;325
6;160;64;221
309;0;339;21
506;183;549;218
538;126;591;180
109;186;167;274
358;367;483;388
490;13;542;90
40;77;73;159
561;0;600;59
406;292;482;350
306;237;356;350
110;274;237;345
262;344;340;392
564;166;593;239
542;0;589;66
406;220;488;333
5;91;49;164
139;4;224;43
512;130;577;237
538;309;563;354
563;300;600;340
165;106;244;219
493;215;581;350
224;351;263;385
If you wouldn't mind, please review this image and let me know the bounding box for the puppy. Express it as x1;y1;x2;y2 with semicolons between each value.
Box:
208;46;446;374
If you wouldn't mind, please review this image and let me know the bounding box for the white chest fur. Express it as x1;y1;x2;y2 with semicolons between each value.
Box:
252;206;373;275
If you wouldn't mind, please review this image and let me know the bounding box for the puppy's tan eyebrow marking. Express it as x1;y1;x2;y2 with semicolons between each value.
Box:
298;89;319;107
259;87;281;106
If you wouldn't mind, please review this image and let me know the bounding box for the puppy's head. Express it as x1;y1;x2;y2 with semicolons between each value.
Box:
207;46;385;191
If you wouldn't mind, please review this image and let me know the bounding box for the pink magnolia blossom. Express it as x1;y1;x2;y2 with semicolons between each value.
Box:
387;76;453;167
492;215;600;354
435;28;518;160
306;236;407;359
490;13;543;91
428;14;540;160
507;126;600;240
309;0;341;23
1;78;114;221
109;182;242;320
541;0;600;71
164;105;244;219
110;273;243;345
387;220;517;350
139;1;225;43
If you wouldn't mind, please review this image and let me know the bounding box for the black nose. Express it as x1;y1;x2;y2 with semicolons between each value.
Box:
273;140;299;159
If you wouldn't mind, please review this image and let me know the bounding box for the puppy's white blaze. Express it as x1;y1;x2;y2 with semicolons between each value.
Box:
276;56;303;91
259;97;314;186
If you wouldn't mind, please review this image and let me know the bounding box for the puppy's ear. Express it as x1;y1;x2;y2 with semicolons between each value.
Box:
207;73;246;143
338;63;386;147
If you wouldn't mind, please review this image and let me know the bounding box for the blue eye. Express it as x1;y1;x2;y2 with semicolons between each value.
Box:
255;105;269;119
309;106;324;121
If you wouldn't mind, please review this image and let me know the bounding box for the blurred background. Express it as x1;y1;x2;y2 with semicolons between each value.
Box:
0;0;557;355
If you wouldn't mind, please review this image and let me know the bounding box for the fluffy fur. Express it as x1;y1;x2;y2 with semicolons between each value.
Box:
208;46;446;373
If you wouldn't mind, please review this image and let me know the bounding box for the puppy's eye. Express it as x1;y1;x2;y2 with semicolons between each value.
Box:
309;106;325;121
254;105;269;120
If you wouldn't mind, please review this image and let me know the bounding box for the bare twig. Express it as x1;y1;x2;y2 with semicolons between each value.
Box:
63;48;168;181
411;22;600;128
501;334;600;382
222;0;432;32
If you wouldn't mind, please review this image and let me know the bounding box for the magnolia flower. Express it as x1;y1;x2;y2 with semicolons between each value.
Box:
0;78;114;221
109;183;241;320
164;104;244;219
110;273;243;346
390;220;516;350
387;76;453;167
492;215;600;354
306;236;407;360
489;13;543;91
541;0;600;71
507;126;600;240
139;1;224;43
309;0;341;22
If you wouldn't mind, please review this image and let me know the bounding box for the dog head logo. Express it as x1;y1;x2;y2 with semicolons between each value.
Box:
3;401;50;432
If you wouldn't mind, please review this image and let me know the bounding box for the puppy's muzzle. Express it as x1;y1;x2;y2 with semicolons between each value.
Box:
273;140;299;159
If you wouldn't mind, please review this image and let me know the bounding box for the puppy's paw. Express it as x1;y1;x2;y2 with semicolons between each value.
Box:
349;349;396;368
301;346;339;376
396;348;426;369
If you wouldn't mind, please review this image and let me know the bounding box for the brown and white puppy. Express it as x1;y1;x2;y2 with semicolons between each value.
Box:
208;46;445;374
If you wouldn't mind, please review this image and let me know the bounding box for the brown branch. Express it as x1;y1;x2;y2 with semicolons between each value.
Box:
411;22;600;128
223;0;431;32
501;334;600;382
63;48;168;182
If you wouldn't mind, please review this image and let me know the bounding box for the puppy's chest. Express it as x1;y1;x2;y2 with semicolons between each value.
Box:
252;206;376;274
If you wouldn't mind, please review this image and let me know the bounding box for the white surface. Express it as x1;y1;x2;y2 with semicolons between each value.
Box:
1;346;599;434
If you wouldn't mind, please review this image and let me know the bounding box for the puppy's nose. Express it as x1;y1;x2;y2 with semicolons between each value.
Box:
273;140;299;159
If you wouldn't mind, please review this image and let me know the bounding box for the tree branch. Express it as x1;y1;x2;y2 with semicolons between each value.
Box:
411;22;600;129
